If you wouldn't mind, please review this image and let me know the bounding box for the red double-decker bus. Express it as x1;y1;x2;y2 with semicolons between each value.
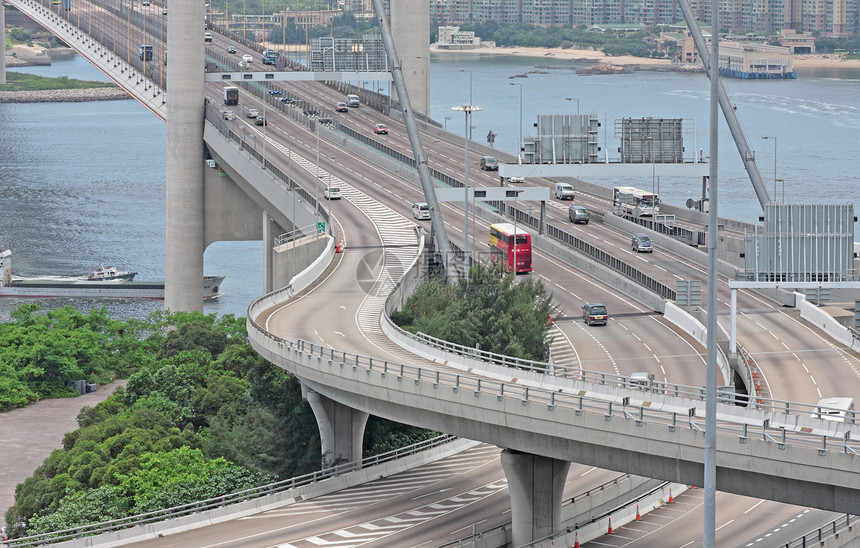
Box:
489;223;532;273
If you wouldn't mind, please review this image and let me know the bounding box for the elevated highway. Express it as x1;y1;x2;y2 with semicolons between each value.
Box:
5;0;860;545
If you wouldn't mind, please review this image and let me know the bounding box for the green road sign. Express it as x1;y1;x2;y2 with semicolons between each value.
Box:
317;222;326;234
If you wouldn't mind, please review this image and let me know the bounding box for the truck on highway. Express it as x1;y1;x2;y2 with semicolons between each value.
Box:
139;44;153;61
223;86;239;105
262;49;280;65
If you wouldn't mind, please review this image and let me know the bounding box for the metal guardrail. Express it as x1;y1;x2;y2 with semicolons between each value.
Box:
274;224;321;247
622;211;705;246
203;103;331;231
249;313;860;456
4;435;460;547
390;320;860;424
437;473;639;548
783;514;857;548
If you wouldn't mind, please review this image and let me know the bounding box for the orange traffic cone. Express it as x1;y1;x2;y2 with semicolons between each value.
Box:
668;488;675;503
607;517;613;534
573;531;580;547
636;504;641;520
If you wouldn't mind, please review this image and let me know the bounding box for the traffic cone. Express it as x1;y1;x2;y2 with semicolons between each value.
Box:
573;531;580;547
636;504;641;520
668;488;675;503
607;517;613;534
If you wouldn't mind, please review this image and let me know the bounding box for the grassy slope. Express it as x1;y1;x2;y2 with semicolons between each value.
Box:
0;72;116;91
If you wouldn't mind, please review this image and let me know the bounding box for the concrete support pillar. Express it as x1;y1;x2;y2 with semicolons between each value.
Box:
1;3;6;85
390;0;429;118
263;211;273;293
500;449;571;547
164;0;205;312
303;385;369;469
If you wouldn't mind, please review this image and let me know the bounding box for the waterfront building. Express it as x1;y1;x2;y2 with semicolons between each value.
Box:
718;42;796;78
436;25;484;48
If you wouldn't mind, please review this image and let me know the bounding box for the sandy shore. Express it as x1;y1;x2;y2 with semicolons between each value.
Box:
430;44;860;69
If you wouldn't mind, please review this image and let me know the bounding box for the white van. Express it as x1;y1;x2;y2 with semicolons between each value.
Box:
628;372;654;390
346;94;360;108
812;397;855;422
412;202;430;220
324;186;341;200
554;183;575;200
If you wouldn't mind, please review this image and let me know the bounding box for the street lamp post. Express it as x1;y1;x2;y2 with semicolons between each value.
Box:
452;103;481;269
762;136;777;202
510;82;523;164
444;116;451;131
565;97;580;114
315;131;320;222
262;100;267;170
512;189;523;274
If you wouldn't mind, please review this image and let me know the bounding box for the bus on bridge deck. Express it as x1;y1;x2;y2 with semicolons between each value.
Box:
489;223;532;274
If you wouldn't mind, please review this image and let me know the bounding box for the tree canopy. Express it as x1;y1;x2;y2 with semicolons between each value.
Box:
391;263;555;362
3;306;431;539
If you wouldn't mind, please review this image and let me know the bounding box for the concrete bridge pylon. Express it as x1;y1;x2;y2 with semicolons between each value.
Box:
390;0;429;118
164;0;206;312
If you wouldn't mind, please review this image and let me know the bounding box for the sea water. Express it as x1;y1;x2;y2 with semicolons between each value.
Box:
1;53;858;320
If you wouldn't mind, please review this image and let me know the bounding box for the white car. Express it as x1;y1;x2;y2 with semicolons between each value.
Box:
242;54;253;64
247;108;260;118
324;186;341;200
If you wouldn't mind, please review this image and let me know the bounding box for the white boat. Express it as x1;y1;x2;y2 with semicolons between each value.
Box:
0;250;225;300
87;264;137;281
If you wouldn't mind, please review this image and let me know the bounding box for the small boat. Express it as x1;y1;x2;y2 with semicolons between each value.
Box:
87;264;137;281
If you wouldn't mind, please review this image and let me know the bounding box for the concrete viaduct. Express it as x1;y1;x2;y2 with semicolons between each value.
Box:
4;1;860;545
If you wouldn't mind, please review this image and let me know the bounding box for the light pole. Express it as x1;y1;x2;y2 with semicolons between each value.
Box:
315;131;320;223
512;189;523;274
262;100;267;170
328;155;336;193
510;82;523;164
762;136;777;202
444;116;451;131
565;97;580;114
452;103;481;269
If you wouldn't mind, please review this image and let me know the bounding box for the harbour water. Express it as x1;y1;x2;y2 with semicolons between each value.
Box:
1;53;858;320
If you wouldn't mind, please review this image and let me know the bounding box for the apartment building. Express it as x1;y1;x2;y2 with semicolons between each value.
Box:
428;0;858;34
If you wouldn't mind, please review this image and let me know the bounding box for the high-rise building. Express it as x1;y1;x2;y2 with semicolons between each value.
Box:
427;0;855;33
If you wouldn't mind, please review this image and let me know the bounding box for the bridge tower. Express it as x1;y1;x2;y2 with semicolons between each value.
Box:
164;0;206;312
390;0;429;118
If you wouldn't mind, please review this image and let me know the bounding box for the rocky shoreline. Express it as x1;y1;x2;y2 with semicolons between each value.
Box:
3;45;130;103
576;63;704;75
0;87;131;103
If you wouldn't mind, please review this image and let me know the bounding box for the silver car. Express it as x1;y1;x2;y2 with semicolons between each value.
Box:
568;205;589;224
632;233;653;253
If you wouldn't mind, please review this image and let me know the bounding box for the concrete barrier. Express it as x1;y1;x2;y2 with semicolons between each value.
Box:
797;291;859;351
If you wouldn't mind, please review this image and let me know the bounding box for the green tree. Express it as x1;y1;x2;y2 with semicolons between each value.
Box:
392;263;554;362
